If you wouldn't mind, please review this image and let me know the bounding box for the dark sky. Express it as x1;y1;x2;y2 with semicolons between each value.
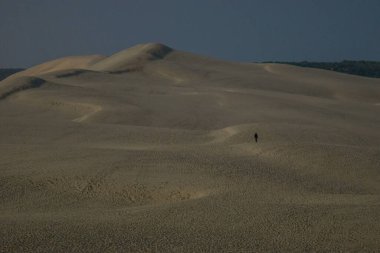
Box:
1;0;380;68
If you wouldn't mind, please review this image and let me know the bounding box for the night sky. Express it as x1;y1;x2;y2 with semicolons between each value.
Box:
1;0;380;68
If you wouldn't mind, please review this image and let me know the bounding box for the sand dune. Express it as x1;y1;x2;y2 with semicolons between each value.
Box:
1;43;380;252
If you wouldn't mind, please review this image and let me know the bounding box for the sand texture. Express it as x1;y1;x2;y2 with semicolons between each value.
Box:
1;43;380;252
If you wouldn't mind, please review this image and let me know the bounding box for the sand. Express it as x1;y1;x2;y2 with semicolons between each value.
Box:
1;43;380;252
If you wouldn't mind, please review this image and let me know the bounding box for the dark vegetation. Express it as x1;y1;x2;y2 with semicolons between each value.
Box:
270;61;380;78
0;68;24;81
56;70;86;78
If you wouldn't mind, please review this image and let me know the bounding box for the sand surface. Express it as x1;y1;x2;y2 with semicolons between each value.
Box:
1;43;380;252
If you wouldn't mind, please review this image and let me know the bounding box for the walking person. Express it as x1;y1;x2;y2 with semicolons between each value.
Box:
254;132;258;143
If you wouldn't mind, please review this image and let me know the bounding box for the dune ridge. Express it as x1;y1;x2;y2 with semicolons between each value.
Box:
0;76;46;100
89;43;173;72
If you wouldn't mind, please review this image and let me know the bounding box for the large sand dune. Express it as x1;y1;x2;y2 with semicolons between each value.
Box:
1;43;380;252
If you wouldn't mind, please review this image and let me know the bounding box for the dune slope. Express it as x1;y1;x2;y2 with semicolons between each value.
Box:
1;43;380;252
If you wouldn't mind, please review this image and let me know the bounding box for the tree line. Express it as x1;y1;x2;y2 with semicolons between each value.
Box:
268;61;380;78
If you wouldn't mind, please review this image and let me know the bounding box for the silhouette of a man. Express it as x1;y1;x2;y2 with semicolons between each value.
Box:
254;132;258;143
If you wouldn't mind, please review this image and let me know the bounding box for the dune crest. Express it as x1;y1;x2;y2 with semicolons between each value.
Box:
0;76;46;100
8;55;105;78
89;43;173;72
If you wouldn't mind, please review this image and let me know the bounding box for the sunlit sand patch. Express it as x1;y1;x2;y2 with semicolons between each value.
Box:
178;91;200;95
155;69;184;83
72;103;103;122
